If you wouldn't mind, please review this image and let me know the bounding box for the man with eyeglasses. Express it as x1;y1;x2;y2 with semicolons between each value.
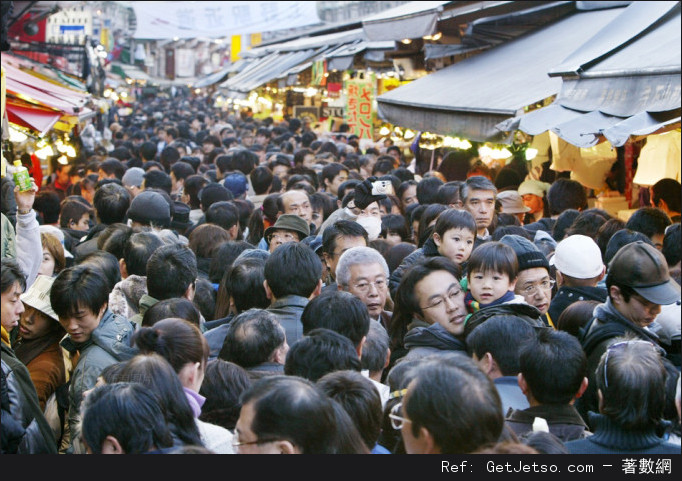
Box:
336;246;391;330
500;234;559;328
577;241;680;429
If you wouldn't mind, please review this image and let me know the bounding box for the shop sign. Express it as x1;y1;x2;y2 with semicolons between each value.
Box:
345;79;373;139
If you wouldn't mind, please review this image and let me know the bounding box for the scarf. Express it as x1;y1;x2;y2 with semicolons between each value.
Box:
465;289;516;314
14;328;65;367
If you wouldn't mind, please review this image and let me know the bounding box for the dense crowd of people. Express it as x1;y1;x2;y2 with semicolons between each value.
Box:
1;90;680;455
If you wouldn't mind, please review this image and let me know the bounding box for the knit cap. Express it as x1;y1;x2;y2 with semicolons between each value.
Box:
127;190;171;228
499;234;550;272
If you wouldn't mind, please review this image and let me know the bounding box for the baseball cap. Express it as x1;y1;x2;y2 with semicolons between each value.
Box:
550;234;604;279
223;172;249;198
20;275;58;322
608;241;680;305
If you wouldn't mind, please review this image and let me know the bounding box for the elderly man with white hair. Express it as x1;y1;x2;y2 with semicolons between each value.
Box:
336;246;392;331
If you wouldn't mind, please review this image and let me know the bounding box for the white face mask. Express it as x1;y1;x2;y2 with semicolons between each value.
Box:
356;215;382;241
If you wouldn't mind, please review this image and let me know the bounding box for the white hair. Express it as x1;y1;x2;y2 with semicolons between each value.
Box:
336;246;389;288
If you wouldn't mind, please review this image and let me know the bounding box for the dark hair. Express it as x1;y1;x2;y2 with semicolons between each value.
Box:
199;183;233;211
99;158;127;180
204;202;239;234
385;242;417;274
189;223;231;260
93;182;131;225
219;309;286;368
284;328;362;382
417;204;447;247
301;290;370;348
198;359;251;431
437;181;464;207
662;223;680;268
146;243;198;300
183;175;209;209
81;382;173;454
140;141;158;161
565;211;608;240
143;169;173;194
438;150;471;182
77;250;121;294
214;257;269;319
1;258;26;294
595;218;626;262
245;193;280;246
114;353;203;447
404;356;504;453
389;257;461;354
98;223;133;260
492;225;531;242
317;370;382;451
264;242;322;298
596;336;668;431
552;209;580;243
322;220;368;255
170;161;195;182
416;176;444;205
59;199;92;229
380;214;411;243
467;241;518;280
132;317;209;373
141;297;201;328
651;178;681;214
465;316;537;376
123;231;163;277
208;240;253;284
519;328;586;404
50;265;110;318
625;207;672;242
546;179;587;216
604;228;654;266
33;190;61;224
556;300;600;339
433;208;476;238
239;375;338;454
250;165;274;195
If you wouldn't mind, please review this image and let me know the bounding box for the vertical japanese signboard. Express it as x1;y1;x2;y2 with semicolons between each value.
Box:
345;78;373;140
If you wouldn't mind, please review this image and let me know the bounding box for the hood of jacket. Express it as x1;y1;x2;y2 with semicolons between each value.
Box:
61;309;137;361
404;322;466;352
109;275;148;319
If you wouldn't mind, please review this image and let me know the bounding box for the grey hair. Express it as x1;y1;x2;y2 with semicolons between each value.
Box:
336;246;389;288
460;175;497;203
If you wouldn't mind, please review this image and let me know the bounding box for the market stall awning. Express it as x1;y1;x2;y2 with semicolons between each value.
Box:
496;1;681;147
5;100;62;135
110;62;152;82
376;4;625;142
362;1;451;41
192;60;248;89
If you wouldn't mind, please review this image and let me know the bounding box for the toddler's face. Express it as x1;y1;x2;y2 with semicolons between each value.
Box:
468;269;516;305
433;227;475;265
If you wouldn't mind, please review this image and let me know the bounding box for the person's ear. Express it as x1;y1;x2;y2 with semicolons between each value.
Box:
598;266;606;281
184;280;196;301
101;435;125;454
508;276;517;292
310;279;323;299
418;426;438;454
276;440;298;454
574;377;589;401
432;232;442;248
263;280;273;300
609;285;622;304
119;258;128;279
356;335;366;359
228;224;239;240
555;270;564;287
517;373;529;395
597;388;604;413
